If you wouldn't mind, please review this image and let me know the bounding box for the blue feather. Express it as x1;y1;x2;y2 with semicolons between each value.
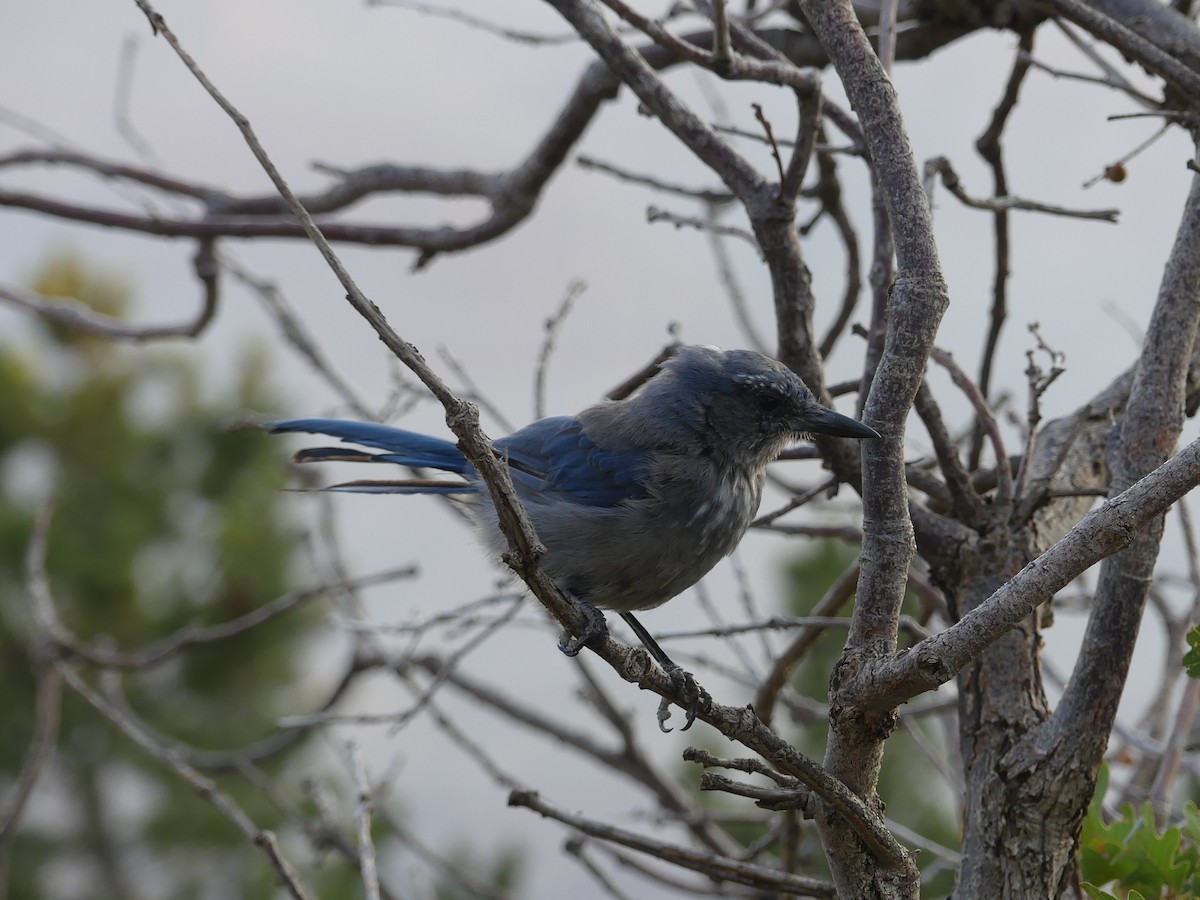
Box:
271;416;651;507
496;417;652;507
269;418;470;473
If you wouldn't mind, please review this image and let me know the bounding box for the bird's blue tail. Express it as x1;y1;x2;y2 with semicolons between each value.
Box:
268;418;476;495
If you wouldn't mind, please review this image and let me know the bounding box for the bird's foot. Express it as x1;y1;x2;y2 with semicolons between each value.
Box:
557;601;608;657
657;663;711;733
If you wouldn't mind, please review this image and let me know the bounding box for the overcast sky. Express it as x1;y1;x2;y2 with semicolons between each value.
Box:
3;3;1198;897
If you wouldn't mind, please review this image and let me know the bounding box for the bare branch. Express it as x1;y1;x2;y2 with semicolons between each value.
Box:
0;239;218;341
58;662;315;899
222;253;374;419
925;156;1119;222
969;28;1033;470
577;155;734;202
367;0;584;45
929;346;1013;507
564;837;636;900
1045;0;1200;102
858;432;1200;707
347;742;382;900
0;665;62;858
508;790;838;897
754;560;859;727
534;279;587;419
647;205;760;248
913;382;989;527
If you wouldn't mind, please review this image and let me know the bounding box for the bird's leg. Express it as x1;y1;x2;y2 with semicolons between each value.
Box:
620;611;711;733
557;599;609;657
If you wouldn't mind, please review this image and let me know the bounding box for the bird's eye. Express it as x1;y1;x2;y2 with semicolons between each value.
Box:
755;391;783;413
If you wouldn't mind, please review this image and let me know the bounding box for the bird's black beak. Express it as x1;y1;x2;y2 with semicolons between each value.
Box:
801;405;881;440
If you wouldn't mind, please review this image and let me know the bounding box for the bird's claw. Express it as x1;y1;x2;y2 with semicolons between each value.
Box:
657;663;710;732
557;601;608;657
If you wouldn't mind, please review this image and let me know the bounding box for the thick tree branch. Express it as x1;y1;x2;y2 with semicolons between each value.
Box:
1033;145;1200;765
854;432;1200;708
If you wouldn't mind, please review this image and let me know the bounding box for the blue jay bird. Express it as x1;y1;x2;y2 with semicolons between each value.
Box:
270;345;878;729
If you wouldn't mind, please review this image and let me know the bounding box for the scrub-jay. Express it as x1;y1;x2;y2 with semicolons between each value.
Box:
270;345;878;729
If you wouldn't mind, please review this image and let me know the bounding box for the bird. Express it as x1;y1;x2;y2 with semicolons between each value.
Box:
269;345;879;729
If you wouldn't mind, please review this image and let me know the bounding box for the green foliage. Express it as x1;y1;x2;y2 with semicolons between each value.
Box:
1082;886;1146;900
1182;626;1200;679
1080;764;1200;898
0;251;314;898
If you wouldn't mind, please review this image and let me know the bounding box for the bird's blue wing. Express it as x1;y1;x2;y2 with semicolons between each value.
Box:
269;418;470;473
496;416;651;507
270;416;650;505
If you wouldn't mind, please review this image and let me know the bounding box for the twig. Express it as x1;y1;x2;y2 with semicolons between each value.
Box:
1013;323;1067;503
565;838;635;900
884;816;960;865
1043;0;1200;101
913;382;989;526
113;34;162;169
374;797;514;899
1147;500;1200;811
418;696;525;793
713;123;795;149
60;665;315;900
695;579;762;680
333;590;522;637
972;29;1033;473
385;593;524;732
235;761;402;900
929;346;1013;507
753;561;860;727
705;201;769;352
437;345;518;434
1019;44;1158;108
51;565;416;670
710;0;733;69
534;279;586;419
813;142;863;359
278;598;524;731
877;0;900;72
0;665;63;856
1082;122;1173;189
0;243;218;341
752;103;786;186
699;771;813;813
646;205;760;250
222;253;373;419
590;841;764;896
576;155;733;202
683;747;794;785
600;0;817;93
925;156;1119;222
509;790;838;896
780;89;822;204
751;476;840;526
1052;17;1163;107
656;614;860;641
347;742;382;900
182;658;373;772
367;0;583;45
730;553;773;661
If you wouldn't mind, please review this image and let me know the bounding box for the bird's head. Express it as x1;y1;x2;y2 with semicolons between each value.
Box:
656;345;880;468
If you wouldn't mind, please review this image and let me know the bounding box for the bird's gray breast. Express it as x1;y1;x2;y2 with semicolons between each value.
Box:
506;460;764;613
